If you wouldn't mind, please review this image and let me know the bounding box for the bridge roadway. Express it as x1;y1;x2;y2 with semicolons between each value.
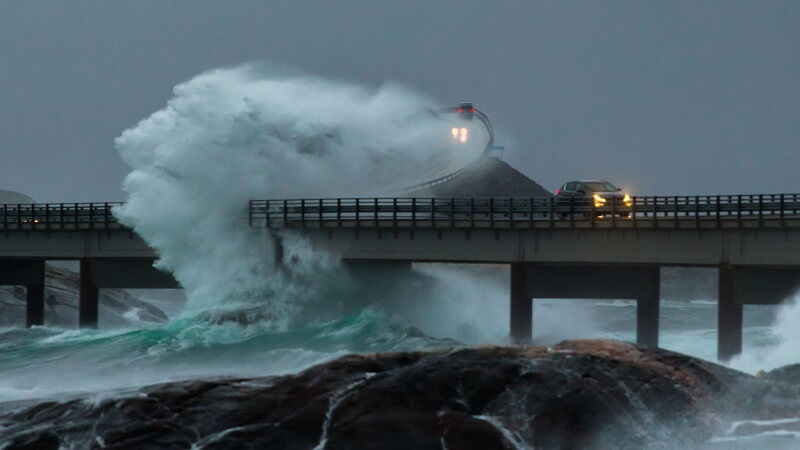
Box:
3;196;800;360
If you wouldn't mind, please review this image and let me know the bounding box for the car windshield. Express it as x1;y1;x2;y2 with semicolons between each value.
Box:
583;182;617;192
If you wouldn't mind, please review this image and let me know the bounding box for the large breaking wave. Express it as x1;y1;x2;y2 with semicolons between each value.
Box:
113;63;486;321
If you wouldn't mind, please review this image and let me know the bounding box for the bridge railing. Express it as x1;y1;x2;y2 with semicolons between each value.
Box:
0;202;124;230
250;194;800;229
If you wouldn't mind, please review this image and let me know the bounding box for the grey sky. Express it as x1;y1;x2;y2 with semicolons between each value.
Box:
1;1;798;201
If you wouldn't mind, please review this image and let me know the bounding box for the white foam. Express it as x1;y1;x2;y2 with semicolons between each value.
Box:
731;292;800;373
114;63;487;324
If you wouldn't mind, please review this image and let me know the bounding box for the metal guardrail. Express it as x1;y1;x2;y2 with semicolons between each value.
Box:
250;194;800;230
402;167;466;194
0;203;124;230
5;195;800;232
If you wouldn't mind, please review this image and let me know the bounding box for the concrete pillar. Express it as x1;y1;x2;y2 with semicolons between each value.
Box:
718;266;743;362
510;262;532;344
636;298;659;347
25;260;46;327
79;258;99;328
636;268;661;347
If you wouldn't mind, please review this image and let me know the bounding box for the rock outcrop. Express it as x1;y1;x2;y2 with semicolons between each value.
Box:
0;190;34;204
3;340;798;449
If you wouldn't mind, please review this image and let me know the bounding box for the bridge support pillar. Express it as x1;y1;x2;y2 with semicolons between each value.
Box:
718;266;743;362
510;262;532;344
25;260;46;327
79;258;99;328
636;297;660;347
636;269;660;347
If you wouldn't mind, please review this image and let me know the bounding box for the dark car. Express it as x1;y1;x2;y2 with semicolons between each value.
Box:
457;102;475;120
555;180;632;218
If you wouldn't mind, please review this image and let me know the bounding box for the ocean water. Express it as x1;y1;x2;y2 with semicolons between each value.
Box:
0;264;790;404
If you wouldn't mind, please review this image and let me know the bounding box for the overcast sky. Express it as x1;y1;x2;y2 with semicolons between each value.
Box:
1;1;798;201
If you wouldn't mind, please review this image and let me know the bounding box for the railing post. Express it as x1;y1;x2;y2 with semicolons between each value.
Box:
321;199;325;228
392;198;396;229
104;202;110;229
489;197;494;228
780;194;785;227
431;198;435;229
652;197;658;229
300;199;305;227
248;200;253;227
411;197;415;228
611;195;616;228
529;197;534;228
89;203;94;230
569;196;575;228
337;198;342;228
30;203;36;229
283;199;288;227
673;196;678;228
590;197;595;228
45;204;50;229
2;204;6;230
758;194;763;227
549;197;554;228
356;198;360;228
632;197;637;228
695;196;700;229
716;196;721;228
736;195;742;228
469;197;474;228
450;197;455;228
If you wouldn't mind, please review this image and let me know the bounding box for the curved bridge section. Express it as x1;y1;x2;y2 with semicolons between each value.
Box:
401;104;495;194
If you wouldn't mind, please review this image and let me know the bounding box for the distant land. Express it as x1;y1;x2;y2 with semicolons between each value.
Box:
0;189;34;204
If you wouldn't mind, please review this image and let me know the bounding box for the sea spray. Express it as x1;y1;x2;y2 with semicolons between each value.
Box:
730;292;800;373
112;62;599;350
113;63;486;320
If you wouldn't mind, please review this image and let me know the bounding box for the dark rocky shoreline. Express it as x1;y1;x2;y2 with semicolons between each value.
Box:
2;340;799;449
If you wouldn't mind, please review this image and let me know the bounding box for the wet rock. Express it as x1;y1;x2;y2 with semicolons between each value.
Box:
5;430;60;450
762;363;800;385
1;340;798;449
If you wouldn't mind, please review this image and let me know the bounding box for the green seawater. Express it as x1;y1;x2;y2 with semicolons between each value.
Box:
0;309;457;403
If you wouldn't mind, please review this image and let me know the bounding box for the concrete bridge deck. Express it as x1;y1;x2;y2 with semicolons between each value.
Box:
3;196;800;360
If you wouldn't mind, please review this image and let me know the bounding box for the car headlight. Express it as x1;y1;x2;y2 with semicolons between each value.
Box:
451;127;468;143
593;194;606;207
623;194;632;207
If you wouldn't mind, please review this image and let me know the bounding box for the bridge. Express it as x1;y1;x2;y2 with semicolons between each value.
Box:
3;195;800;361
251;194;800;362
0;203;176;328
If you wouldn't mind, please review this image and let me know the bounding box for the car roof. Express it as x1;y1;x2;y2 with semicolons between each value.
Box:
566;180;612;184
